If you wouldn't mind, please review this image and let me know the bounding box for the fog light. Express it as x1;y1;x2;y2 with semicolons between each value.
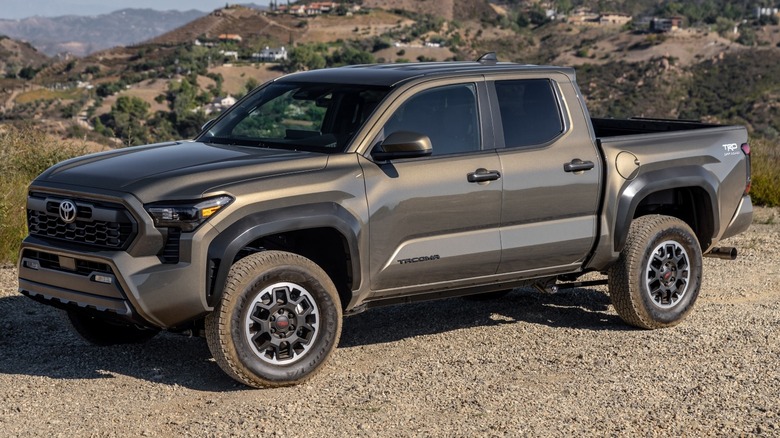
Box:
92;274;114;284
24;259;40;270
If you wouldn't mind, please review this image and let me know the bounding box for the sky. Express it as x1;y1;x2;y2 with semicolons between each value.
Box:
0;1;269;20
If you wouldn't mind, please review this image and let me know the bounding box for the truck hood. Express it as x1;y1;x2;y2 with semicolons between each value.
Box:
35;141;328;201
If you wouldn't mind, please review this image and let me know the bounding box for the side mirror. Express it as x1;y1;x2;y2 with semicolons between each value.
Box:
371;131;432;161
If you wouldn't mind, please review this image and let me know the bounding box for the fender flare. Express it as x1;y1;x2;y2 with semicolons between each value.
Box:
205;203;363;307
613;165;719;253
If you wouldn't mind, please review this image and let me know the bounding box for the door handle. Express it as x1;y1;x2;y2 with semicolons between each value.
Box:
564;159;595;173
467;168;501;183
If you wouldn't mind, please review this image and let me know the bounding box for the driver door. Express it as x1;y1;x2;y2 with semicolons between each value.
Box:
361;81;503;295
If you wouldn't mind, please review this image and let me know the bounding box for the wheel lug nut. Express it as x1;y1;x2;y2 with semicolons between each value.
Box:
270;328;276;333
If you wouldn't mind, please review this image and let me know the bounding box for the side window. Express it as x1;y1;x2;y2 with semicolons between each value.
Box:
495;79;564;148
383;84;480;156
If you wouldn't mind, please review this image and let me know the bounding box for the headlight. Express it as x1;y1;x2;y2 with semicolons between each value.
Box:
145;195;233;232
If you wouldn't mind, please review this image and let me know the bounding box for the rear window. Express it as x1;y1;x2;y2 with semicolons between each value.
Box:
495;79;564;148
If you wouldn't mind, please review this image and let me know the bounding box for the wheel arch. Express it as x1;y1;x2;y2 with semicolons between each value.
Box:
613;166;719;254
206;203;363;310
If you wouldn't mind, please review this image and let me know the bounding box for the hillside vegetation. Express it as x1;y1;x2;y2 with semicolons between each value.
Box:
0;126;89;262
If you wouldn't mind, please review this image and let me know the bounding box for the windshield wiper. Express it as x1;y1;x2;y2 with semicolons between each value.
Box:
202;137;273;148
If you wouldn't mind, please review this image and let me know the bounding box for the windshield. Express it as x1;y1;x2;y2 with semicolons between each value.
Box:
198;82;390;153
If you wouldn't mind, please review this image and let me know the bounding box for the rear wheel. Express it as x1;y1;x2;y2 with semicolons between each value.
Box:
608;215;702;329
206;251;342;388
66;310;159;345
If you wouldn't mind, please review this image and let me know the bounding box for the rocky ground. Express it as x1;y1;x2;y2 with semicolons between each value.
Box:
1;208;778;437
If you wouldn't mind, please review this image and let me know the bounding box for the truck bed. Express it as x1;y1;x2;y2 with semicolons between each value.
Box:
592;117;723;138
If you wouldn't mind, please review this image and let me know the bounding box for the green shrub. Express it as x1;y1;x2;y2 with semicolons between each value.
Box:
749;138;780;207
0;126;87;263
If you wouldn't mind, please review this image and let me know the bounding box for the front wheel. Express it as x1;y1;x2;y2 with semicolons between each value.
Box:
608;215;703;329
205;251;342;388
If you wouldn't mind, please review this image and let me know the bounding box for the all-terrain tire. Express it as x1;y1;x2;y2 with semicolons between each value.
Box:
205;251;342;388
66;310;159;346
608;215;703;329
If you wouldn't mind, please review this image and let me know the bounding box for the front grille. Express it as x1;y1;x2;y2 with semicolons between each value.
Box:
26;193;137;250
22;249;114;276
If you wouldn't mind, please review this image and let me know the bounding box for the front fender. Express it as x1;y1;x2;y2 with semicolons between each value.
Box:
205;203;364;307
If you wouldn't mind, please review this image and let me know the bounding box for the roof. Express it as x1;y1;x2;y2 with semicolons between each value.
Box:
276;61;575;87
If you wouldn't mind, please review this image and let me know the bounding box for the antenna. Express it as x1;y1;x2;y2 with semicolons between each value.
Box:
477;52;498;65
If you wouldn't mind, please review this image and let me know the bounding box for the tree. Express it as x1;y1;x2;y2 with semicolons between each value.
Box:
284;45;327;72
737;26;757;46
18;66;38;80
328;46;374;66
99;96;151;146
554;0;572;14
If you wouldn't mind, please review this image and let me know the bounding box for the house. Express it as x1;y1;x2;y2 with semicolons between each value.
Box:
569;9;633;26
204;95;237;115
288;4;307;15
273;2;339;16
599;13;632;26
254;46;288;62
650;17;682;32
308;2;337;14
567;7;599;24
218;34;243;43
755;7;780;18
217;95;237;108
220;50;239;60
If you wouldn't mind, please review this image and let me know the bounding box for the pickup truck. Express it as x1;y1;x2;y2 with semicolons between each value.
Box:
18;55;753;388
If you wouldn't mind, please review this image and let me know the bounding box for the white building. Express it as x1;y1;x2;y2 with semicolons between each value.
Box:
204;95;237;115
254;46;288;62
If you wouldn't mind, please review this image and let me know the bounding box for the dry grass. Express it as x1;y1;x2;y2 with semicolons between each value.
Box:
750;137;780;207
0;125;90;263
207;64;283;95
14;87;84;105
95;78;170;117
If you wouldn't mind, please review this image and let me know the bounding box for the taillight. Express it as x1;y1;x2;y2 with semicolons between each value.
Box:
741;143;751;196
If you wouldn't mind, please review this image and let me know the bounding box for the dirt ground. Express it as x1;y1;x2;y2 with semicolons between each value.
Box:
1;207;778;436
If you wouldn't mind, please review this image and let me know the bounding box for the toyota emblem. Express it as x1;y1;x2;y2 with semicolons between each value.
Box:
59;200;77;224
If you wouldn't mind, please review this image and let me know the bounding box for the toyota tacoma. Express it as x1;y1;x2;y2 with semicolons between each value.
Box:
18;55;753;387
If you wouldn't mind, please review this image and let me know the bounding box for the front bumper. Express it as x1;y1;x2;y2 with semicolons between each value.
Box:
18;226;219;330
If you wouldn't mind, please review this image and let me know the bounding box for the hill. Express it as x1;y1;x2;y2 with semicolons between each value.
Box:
362;0;494;21
147;6;308;48
0;36;50;112
0;36;49;74
0;9;207;57
4;2;780;145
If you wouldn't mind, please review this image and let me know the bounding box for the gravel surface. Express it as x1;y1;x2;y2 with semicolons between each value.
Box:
1;208;779;437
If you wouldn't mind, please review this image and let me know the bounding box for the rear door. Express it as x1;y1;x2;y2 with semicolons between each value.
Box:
361;79;503;294
490;75;601;274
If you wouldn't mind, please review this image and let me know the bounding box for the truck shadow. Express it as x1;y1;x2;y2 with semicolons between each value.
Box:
0;295;238;392
0;287;626;390
339;287;629;348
